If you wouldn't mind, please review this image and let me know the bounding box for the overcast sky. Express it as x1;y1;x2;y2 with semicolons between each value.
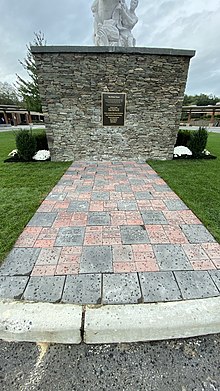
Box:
0;0;220;96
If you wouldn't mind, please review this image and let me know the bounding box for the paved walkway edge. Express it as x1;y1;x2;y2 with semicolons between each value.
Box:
84;297;220;344
0;300;82;344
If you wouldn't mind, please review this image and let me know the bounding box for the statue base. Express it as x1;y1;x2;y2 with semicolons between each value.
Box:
32;46;195;162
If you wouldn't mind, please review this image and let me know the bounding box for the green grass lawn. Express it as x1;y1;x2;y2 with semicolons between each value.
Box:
149;132;220;243
0;131;71;263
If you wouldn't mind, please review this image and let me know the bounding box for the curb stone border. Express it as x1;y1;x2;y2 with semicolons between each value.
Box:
0;297;220;345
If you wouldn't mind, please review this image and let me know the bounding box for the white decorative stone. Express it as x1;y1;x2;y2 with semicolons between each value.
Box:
91;0;139;47
33;150;50;161
174;146;192;156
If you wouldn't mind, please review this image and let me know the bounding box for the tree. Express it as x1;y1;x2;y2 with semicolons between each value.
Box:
16;31;46;113
0;82;21;105
183;93;220;106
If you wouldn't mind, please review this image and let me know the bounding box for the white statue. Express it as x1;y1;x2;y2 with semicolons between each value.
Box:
91;0;139;47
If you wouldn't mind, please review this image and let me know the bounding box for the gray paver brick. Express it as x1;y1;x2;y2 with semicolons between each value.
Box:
0;276;29;299
181;225;216;243
139;272;182;302
135;191;153;200
102;273;141;304
129;179;145;186
27;212;58;227
88;212;110;226
91;192;110;201
164;200;188;211
55;227;85;246
153;184;172;192
174;271;220;299
117;201;138;211
80;246;113;273
120;226;150;244
77;186;93;193
46;193;67;201
112;245;133;262
0;248;41;276
67;201;89;212
62;274;101;304
154;244;192;270
23;276;65;303
209;270;220;292
115;185;132;192
142;211;168;225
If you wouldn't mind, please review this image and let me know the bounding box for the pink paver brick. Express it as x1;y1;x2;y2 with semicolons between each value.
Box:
191;260;216;270
212;259;220;269
132;244;153;252
182;244;209;261
103;201;118;211
53;219;72;228
36;248;61;265
133;252;157;262
110;192;123;201
113;262;136;273
146;225;170;244
178;210;202;224
202;243;220;259
163;211;184;225
164;226;188;244
61;246;82;255
53;201;70;210
31;265;56;276
59;254;81;263
55;264;79;275
37;201;56;212
34;239;56;248
23;227;42;235
38;228;59;240
15;237;37;247
84;233;103;245
150;200;167;210
135;261;160;272
89;201;104;211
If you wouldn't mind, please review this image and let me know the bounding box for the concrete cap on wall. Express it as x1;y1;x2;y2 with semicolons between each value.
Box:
31;46;196;58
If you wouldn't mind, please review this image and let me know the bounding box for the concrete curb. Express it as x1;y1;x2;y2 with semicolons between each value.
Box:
1;297;220;345
0;300;82;344
84;297;220;344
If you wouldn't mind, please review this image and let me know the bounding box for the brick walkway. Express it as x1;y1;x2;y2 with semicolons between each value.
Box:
0;161;220;304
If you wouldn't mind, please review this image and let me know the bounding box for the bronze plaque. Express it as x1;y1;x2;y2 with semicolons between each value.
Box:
102;93;126;126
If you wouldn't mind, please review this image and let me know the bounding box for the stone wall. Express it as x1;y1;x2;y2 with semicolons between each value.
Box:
32;46;195;161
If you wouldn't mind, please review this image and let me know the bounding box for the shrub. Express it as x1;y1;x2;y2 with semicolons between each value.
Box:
175;129;191;147
189;127;208;157
15;130;37;161
34;132;49;151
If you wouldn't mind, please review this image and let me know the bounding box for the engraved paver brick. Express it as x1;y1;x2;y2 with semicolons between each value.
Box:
35;248;61;265
55;227;85;246
46;193;67;201
117;201;138;211
154;244;192;270
120;226;150;244
62;274;101;304
181;225;216;243
102;273;141;304
164;200;188;211
88;212;110;226
139;272;182;302
153;184;172;192
91;192;110;201
80;246;113;273
23;276;65;302
0;248;40;276
142;211;168;225
113;245;133;262
134;191;153;200
209;270;220;292
174;271;220;299
0;276;29;299
67;201;89;212
27;212;58;227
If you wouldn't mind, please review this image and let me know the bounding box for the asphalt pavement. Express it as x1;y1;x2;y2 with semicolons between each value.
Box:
1;335;220;391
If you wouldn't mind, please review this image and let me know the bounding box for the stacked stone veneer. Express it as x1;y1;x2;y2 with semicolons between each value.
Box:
32;46;195;162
